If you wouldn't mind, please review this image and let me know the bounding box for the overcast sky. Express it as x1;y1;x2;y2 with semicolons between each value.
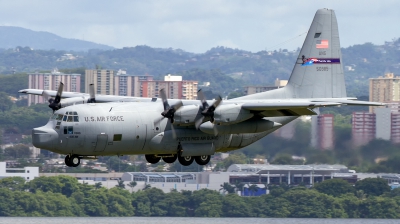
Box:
0;0;399;53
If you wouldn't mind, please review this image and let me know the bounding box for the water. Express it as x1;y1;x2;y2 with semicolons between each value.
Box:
0;217;398;224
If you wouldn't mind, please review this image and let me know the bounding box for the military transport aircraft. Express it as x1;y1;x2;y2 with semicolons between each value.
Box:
19;9;384;167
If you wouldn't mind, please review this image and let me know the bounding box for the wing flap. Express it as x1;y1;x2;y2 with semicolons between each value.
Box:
242;101;341;111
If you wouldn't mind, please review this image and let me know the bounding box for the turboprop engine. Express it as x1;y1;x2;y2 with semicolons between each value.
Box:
212;104;253;125
172;105;201;126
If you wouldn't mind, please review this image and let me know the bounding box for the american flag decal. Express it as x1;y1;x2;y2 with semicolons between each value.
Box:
316;40;329;49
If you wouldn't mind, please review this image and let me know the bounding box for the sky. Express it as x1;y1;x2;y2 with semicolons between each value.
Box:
0;0;399;53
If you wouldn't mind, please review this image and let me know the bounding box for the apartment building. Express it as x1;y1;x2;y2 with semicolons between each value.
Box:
369;73;400;112
140;75;198;100
352;112;376;147
311;114;334;150
114;70;153;96
28;69;80;106
85;69;114;95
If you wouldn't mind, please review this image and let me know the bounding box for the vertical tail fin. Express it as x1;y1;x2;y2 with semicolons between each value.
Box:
286;8;346;98
236;9;346;100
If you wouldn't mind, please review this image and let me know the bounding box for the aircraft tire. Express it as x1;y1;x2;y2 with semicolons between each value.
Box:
70;155;80;167
162;154;177;163
64;155;73;167
178;155;194;166
145;154;161;164
195;155;211;165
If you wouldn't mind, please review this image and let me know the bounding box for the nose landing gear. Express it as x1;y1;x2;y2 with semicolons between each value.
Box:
65;154;81;167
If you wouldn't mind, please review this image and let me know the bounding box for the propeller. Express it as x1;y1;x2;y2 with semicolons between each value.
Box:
48;82;64;112
154;88;183;138
195;89;222;131
87;84;96;103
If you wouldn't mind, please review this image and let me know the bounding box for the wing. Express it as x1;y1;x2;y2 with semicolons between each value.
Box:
18;89;155;103
241;99;385;117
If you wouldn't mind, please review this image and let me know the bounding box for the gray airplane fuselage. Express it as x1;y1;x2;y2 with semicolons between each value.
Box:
32;102;296;157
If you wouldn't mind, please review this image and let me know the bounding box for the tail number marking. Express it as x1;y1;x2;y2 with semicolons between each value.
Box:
316;67;329;71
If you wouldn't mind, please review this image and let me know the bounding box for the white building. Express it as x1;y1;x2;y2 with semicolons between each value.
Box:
0;162;39;181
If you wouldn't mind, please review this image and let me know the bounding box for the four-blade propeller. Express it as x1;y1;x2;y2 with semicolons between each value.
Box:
46;82;64;112
154;88;183;138
195;89;222;130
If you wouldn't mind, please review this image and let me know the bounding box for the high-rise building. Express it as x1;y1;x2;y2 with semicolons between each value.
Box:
369;73;400;112
352;112;376;147
28;69;81;106
114;70;153;96
311;114;334;150
391;112;400;144
85;69;114;95
140;75;198;100
375;108;400;144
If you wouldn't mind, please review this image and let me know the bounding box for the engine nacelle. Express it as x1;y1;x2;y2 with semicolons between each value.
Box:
60;97;87;108
199;119;281;135
172;105;200;126
213;104;253;125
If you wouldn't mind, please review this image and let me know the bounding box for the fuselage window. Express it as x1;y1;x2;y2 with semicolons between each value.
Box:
64;126;74;134
55;121;61;130
113;134;122;141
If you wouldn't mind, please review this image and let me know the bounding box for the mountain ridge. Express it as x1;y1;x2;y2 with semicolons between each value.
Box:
0;26;114;51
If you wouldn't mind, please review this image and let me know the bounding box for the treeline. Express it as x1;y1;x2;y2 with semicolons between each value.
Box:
0;175;399;218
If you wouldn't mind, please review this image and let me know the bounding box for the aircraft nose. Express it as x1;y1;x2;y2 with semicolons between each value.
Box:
32;127;59;150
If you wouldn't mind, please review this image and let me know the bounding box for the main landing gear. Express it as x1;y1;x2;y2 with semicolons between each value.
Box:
65;154;81;167
145;154;211;166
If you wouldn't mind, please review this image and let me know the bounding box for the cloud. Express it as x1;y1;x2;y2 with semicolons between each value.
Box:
0;0;399;53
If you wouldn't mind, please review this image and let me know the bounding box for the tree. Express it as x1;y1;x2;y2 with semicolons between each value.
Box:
94;182;103;189
355;178;391;197
271;154;295;165
28;176;62;193
248;184;259;196
0;92;13;112
127;181;137;191
222;193;251;217
314;179;354;197
4;144;31;159
233;181;244;193
0;176;26;191
115;180;125;189
283;189;345;218
220;152;247;170
355;190;367;200
219;182;235;194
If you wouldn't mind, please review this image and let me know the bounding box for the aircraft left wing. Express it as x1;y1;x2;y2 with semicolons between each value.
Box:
18;89;155;103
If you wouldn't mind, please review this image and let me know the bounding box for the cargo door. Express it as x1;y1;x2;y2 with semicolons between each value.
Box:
94;134;108;152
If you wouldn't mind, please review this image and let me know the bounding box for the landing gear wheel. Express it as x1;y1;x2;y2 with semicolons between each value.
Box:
70;155;80;167
195;155;211;165
162;154;177;163
145;154;161;164
178;155;194;166
64;155;73;167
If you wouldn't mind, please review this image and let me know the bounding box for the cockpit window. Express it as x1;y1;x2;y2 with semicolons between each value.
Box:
62;112;79;122
56;114;63;120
